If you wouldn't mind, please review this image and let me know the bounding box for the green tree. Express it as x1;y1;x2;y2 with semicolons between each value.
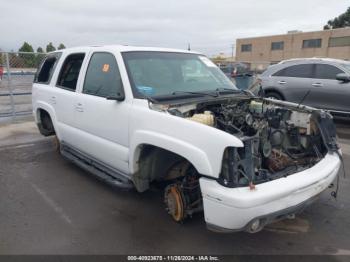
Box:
57;43;66;50
35;47;45;67
46;42;56;52
19;42;34;53
18;42;35;67
324;7;350;29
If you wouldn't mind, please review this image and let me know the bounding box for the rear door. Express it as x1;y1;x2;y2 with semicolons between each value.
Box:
73;51;130;174
310;63;350;112
271;64;313;103
53;52;86;143
33;52;62;121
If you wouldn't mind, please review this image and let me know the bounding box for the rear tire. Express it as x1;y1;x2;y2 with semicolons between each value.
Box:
38;110;55;136
266;91;283;101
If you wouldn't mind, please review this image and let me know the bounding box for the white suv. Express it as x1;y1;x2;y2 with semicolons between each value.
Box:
32;45;341;233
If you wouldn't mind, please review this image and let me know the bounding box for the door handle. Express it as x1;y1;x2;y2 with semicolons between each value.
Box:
278;81;287;84
49;96;56;104
312;83;323;87
75;103;84;112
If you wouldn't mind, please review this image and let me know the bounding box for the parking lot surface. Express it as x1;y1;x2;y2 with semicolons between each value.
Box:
0;120;350;255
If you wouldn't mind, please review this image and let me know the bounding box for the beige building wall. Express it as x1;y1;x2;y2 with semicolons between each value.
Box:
236;27;350;69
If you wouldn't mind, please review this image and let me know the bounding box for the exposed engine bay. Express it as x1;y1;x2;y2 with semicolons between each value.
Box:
165;98;339;188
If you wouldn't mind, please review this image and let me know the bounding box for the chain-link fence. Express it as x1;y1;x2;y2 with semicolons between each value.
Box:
0;51;46;120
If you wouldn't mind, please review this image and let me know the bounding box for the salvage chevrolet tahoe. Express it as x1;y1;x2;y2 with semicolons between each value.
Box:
32;45;341;233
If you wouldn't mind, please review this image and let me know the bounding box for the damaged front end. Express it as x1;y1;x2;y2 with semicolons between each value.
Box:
165;97;339;188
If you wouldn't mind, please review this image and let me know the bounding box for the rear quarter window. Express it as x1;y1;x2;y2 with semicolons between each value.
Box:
34;53;62;84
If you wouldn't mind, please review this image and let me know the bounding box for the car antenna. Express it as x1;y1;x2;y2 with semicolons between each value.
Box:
297;89;311;108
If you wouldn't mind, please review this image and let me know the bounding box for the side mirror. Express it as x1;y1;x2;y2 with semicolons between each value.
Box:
336;73;350;83
106;92;125;101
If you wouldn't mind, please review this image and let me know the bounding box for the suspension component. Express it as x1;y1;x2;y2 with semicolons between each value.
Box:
164;162;203;223
164;184;186;222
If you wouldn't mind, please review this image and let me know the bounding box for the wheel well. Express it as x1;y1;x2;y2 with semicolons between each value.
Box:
264;89;285;100
132;144;198;192
37;109;55;136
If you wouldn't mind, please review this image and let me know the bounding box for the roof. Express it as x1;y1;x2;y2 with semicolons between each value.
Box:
51;45;201;55
279;57;350;65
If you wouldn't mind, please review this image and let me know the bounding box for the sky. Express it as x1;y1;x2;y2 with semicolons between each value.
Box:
1;0;349;56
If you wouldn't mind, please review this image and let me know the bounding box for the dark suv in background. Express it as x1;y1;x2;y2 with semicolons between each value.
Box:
258;58;350;116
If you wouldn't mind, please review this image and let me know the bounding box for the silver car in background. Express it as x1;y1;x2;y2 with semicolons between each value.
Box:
259;58;350;116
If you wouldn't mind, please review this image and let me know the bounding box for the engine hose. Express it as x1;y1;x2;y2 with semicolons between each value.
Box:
284;148;307;160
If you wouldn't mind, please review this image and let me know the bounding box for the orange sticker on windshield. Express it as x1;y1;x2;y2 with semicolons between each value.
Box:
102;64;110;72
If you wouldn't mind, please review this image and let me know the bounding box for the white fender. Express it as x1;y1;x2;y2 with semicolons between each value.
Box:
129;100;244;178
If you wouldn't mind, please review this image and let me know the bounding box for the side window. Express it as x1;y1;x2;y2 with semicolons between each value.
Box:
241;44;252;52
57;53;85;91
302;39;322;48
314;64;343;80
83;52;124;98
34;53;61;84
273;64;313;78
271;41;284;51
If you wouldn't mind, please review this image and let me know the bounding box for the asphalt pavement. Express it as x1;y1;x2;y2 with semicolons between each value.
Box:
0;120;349;255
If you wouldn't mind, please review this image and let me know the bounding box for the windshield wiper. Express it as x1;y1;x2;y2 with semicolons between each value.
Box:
172;90;219;98
138;93;159;103
216;88;254;97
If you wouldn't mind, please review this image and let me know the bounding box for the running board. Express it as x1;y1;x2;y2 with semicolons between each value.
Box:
60;142;134;190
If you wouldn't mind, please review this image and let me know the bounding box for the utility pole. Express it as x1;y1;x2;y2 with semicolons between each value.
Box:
231;44;235;60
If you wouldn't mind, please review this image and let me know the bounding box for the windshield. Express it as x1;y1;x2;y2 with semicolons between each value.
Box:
122;51;237;98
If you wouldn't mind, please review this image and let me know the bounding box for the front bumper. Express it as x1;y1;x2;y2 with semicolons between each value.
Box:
200;153;341;233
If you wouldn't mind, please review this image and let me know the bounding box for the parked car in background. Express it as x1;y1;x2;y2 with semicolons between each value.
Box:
257;58;350;117
219;62;250;78
219;62;254;89
33;46;341;233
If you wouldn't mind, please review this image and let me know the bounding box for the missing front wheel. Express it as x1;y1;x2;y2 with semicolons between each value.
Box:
163;165;203;223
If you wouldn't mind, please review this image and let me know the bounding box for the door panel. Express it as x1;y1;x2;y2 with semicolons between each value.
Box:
53;53;86;142
309;78;350;112
272;64;313;104
73;52;130;174
306;64;350;112
73;95;130;173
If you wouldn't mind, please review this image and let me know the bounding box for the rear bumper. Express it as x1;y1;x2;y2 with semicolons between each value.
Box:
200;153;341;232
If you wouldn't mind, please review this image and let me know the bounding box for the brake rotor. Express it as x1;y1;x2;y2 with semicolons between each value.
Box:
164;184;185;222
